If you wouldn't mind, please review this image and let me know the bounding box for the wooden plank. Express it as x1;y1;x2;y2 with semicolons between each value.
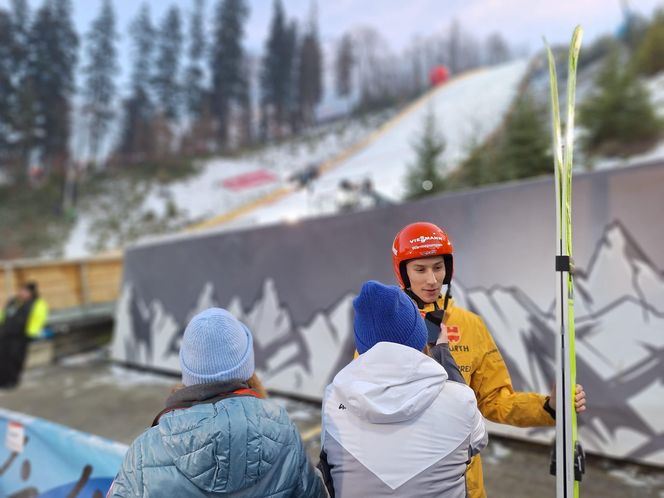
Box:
0;255;123;310
86;260;123;303
14;265;82;309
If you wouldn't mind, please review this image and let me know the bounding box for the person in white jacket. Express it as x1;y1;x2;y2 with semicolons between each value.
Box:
319;280;487;497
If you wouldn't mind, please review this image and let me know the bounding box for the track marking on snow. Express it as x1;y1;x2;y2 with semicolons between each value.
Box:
187;69;482;231
188;186;293;231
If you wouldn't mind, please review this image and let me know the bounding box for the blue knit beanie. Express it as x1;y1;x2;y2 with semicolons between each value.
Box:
353;280;427;354
179;308;255;386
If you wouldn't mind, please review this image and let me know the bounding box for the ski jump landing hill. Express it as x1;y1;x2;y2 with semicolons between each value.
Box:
111;61;664;467
193;59;529;229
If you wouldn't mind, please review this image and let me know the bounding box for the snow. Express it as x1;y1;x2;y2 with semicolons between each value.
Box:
609;463;664;489
585;69;664;171
58;349;108;366
645;71;664;119
62;63;664;257
592;141;664;170
63;60;529;256
63;114;391;258
236;60;531;226
105;365;177;387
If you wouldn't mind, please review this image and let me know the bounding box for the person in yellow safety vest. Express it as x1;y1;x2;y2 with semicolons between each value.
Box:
391;222;587;498
0;281;49;388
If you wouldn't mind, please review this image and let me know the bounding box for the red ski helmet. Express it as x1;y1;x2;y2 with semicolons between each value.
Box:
392;222;454;289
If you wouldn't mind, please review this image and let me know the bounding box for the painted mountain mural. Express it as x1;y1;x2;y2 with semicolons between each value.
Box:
112;222;664;465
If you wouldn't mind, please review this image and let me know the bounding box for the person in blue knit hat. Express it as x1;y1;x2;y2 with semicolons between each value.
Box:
319;281;488;497
352;280;428;354
109;308;326;498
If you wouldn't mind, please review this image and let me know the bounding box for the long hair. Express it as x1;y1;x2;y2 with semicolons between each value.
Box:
247;372;268;398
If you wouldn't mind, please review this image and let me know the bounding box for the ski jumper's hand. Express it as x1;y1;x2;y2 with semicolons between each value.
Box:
549;384;587;413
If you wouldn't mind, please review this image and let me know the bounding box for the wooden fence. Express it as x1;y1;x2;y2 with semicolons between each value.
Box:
1;253;123;310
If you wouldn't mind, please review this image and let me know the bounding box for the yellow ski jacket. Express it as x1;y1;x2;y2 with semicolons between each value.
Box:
0;297;49;338
26;298;49;338
419;296;555;498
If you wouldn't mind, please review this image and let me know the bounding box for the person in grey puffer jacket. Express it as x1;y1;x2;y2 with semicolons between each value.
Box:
109;307;326;498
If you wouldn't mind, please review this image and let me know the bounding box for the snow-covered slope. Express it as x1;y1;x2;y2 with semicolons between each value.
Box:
64;61;528;257
235;59;530;226
63;114;390;257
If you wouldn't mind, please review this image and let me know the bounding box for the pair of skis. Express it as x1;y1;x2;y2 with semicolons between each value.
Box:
544;26;585;498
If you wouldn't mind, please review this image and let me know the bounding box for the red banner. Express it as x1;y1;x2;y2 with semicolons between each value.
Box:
221;170;278;191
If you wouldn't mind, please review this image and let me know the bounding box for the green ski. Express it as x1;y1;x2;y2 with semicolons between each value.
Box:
544;26;585;498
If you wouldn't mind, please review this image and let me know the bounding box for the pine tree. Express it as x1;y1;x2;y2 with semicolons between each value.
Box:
453;93;551;189
335;33;354;97
579;48;661;157
154;6;183;121
283;20;299;132
484;32;511;65
0;9;13;160
405;110;447;200
633;9;664;77
82;0;118;167
237;54;254;146
498;92;552;180
297;2;323;126
185;0;207;119
7;0;35;171
260;0;293;138
210;0;249;147
118;4;155;161
453;136;496;189
30;0;79;172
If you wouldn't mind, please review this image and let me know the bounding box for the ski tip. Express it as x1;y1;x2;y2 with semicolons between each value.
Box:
542;37;554;56
572;25;584;50
543;39;555;62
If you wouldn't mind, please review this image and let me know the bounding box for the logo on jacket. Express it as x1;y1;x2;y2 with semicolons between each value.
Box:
338;403;347;410
447;326;460;343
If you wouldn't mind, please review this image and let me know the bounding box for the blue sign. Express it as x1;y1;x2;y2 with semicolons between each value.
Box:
0;408;127;497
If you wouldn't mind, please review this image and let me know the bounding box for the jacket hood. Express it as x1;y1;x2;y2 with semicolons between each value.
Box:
333;341;447;423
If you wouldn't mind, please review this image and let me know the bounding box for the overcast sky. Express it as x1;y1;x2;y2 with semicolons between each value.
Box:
1;0;663;91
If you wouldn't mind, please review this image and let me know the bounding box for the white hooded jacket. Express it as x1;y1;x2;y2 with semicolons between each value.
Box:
321;342;487;497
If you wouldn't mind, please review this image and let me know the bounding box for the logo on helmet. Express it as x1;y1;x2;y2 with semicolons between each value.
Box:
409;235;444;244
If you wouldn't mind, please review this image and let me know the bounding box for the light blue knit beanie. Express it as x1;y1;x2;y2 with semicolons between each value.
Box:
179;308;255;386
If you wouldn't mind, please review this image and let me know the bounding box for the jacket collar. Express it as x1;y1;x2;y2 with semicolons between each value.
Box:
165;380;250;409
152;381;257;427
417;296;457;315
